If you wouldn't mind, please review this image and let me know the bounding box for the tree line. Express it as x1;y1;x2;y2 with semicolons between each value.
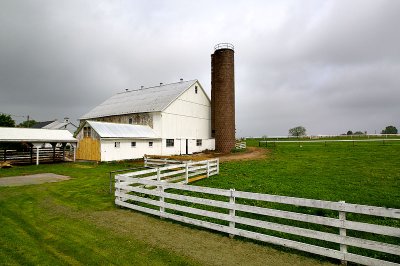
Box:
288;125;398;137
0;113;37;128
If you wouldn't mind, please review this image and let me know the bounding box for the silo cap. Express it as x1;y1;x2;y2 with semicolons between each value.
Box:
214;43;234;51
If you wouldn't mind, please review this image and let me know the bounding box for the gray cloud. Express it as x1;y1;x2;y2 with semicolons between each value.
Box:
0;0;399;136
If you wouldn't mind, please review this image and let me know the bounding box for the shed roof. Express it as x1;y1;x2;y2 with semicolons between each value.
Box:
0;127;77;143
86;121;159;139
81;79;199;119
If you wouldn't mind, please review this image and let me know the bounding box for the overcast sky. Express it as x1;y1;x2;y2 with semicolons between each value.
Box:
1;0;399;136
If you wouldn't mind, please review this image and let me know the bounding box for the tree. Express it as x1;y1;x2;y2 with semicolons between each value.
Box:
347;130;353;135
353;131;364;135
289;126;306;137
381;125;398;134
0;114;15;127
18;120;37;128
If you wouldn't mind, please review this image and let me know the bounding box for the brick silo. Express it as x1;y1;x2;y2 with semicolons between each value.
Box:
211;43;235;153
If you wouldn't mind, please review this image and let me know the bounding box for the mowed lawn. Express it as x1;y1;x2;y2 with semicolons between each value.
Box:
0;141;399;265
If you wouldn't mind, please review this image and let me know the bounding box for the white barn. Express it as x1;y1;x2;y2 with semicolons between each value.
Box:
76;80;215;161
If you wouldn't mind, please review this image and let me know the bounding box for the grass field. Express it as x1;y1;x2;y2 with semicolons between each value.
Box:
1;141;399;265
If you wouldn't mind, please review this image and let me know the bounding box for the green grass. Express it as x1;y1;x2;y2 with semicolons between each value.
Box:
199;141;400;207
191;141;400;263
1;141;399;265
0;162;198;265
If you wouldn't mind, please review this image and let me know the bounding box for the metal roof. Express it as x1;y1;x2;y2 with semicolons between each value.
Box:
32;120;55;128
0;127;77;143
87;121;159;139
81;79;198;119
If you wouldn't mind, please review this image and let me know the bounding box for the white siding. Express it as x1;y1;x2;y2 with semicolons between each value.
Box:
161;82;211;140
100;139;161;161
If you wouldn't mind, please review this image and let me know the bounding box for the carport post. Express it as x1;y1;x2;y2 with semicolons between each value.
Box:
32;143;42;165
72;143;76;162
36;146;40;165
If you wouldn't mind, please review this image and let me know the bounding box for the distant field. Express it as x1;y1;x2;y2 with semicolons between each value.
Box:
246;135;400;147
0;141;399;265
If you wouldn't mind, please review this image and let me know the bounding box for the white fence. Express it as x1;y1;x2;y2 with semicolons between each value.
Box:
120;158;219;184
144;156;190;168
235;142;246;149
115;179;400;266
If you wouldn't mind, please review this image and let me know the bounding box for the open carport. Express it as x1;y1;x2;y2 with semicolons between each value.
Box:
0;127;77;165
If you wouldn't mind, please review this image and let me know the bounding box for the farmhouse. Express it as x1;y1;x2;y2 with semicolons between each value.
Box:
32;118;78;134
75;79;215;161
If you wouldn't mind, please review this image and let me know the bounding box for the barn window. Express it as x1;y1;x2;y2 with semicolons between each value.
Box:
131;142;136;148
166;139;174;147
128;118;133;124
114;142;120;148
195;86;198;94
149;141;153;147
83;127;91;138
196;139;202;146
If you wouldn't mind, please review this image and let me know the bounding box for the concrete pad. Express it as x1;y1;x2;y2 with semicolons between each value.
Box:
0;173;70;187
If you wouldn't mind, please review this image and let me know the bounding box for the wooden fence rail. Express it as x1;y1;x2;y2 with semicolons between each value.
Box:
1;148;67;164
235;142;246;149
115;178;400;266
144;156;192;168
120;158;219;185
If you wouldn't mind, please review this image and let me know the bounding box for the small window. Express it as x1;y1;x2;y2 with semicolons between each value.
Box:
128;118;133;124
114;142;120;148
83;126;91;138
166;139;174;147
131;142;136;148
195;86;198;94
149;141;153;147
196;139;202;146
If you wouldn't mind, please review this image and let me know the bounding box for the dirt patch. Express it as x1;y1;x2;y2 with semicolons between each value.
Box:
149;147;268;163
0;173;70;187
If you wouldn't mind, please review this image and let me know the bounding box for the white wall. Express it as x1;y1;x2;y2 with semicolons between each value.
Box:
160;138;215;155
100;139;161;161
161;81;212;140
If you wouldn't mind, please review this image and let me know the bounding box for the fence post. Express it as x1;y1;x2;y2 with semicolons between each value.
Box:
216;158;220;175
229;188;236;238
339;201;347;265
109;172;113;194
157;168;165;219
207;160;210;178
144;156;147;167
185;163;189;184
115;174;122;204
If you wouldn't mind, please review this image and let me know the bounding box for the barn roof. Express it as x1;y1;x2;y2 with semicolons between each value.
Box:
86;121;159;139
0;127;77;143
81;79;199;119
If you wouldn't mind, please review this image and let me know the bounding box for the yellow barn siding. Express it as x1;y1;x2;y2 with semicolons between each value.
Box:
76;138;101;161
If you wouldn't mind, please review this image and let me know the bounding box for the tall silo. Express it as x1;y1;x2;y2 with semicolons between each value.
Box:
211;43;235;153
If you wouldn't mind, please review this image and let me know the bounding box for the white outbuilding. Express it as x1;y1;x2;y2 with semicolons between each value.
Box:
75;79;215;161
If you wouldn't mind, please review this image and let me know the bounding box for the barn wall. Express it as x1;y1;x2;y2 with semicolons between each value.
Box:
160;138;215;155
79;113;153;128
100;139;161;161
162;82;212;140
